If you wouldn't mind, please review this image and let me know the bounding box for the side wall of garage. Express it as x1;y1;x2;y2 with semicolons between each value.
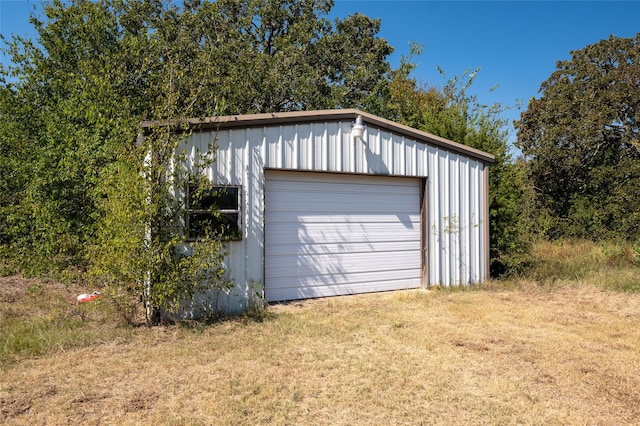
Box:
184;117;488;310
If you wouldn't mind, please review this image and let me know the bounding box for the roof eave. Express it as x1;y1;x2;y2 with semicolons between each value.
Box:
140;109;496;164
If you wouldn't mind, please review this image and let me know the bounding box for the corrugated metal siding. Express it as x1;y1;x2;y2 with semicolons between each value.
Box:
185;120;488;311
427;149;485;286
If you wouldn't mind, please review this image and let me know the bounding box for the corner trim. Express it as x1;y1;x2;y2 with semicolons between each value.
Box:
483;164;491;281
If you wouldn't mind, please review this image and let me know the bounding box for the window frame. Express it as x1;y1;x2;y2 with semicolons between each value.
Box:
185;183;242;241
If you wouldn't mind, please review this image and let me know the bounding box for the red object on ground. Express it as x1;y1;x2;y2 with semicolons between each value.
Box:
77;291;102;303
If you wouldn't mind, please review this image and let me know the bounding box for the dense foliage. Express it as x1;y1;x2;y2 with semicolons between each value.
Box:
515;33;640;240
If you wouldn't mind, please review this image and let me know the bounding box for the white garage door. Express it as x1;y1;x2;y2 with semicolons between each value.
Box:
265;171;422;302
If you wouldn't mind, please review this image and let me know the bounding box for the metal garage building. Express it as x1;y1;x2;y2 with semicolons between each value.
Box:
150;109;494;312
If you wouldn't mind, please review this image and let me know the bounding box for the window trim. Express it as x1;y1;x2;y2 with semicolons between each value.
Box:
185;184;242;241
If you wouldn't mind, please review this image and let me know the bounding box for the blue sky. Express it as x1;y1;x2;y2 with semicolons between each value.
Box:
2;0;640;145
330;0;640;143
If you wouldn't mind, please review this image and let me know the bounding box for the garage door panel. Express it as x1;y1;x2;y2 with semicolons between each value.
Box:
266;250;421;278
265;222;420;245
267;277;422;302
269;177;418;193
267;269;422;291
267;182;418;198
266;196;418;214
266;240;421;256
265;171;422;302
266;212;420;224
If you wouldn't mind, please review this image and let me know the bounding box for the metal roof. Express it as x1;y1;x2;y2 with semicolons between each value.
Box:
141;109;495;164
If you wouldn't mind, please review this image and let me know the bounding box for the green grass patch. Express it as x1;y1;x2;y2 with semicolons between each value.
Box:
0;277;137;369
1;316;84;365
511;239;640;292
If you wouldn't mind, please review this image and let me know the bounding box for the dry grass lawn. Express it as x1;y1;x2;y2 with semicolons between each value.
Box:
1;277;640;425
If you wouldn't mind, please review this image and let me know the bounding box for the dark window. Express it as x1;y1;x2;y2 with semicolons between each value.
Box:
186;185;241;241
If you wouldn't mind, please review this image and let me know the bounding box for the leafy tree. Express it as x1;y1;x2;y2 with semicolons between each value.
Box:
0;0;147;275
0;81;34;274
176;0;393;114
515;33;640;239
